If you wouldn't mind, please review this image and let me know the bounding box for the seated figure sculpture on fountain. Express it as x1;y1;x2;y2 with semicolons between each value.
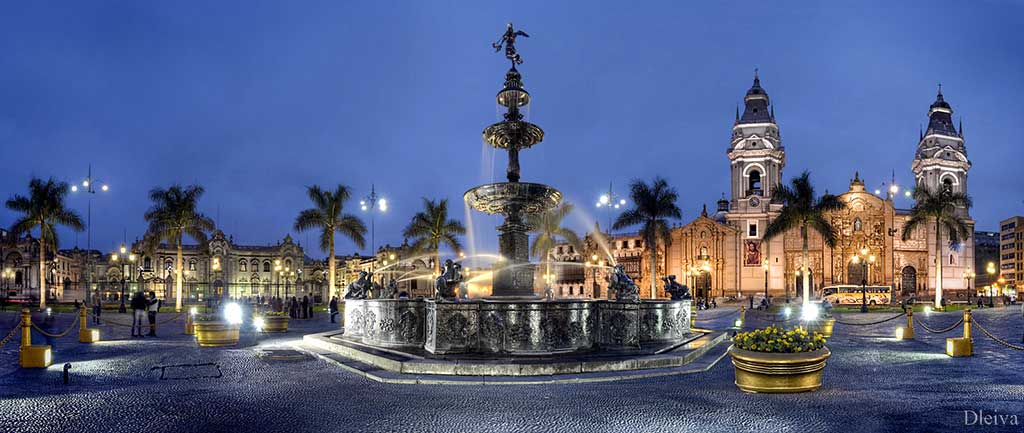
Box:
379;278;398;300
344;271;372;299
607;265;640;302
434;259;463;299
662;275;691;300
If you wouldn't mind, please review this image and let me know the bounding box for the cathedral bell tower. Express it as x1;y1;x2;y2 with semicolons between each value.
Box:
728;70;785;212
911;86;971;218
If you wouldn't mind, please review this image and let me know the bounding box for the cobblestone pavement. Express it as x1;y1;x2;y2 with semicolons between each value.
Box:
0;305;1021;433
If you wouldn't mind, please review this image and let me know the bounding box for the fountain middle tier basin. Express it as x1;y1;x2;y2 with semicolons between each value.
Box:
342;299;692;356
463;182;562;215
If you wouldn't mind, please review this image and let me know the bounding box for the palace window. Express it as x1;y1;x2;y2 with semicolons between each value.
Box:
239;260;247;272
263;261;271;272
188;260;196;271
748;222;758;238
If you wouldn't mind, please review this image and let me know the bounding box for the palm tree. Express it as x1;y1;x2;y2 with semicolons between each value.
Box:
6;177;84;310
294;185;366;302
900;185;972;309
613;177;682;298
142;184;215;312
527;202;582;290
763;171;845;308
403;198;466;276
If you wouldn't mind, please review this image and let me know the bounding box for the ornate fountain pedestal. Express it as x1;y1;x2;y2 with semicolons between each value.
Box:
339;299;692;356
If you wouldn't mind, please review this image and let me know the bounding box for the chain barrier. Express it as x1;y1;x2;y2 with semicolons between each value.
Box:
30;315;80;338
972;318;1024;351
86;312;184;328
694;308;741;321
832;312;906;326
0;322;22;348
745;313;800;325
916;316;964;334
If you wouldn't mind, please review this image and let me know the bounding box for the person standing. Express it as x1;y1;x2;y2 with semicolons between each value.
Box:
301;295;309;320
329;296;338;323
147;291;160;337
130;291;147;338
92;294;102;325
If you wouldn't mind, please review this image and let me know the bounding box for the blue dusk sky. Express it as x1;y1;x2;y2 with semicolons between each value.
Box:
1;1;1021;259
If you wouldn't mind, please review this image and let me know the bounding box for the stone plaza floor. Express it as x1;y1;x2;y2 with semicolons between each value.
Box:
0;305;1021;433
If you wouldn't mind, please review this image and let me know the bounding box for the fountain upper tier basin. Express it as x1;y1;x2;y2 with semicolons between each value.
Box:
464;182;562;215
483;120;544;150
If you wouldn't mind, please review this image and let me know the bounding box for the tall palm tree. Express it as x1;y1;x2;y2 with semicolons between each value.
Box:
142;184;215;312
403;198;465;276
527;202;582;289
763;171;845;308
6;177;84;310
901;185;972;309
294;185;366;302
613;177;682;298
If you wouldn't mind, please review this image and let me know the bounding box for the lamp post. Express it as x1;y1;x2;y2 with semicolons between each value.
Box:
595;182;627;235
851;247;876;313
587;254;601;299
110;245;136;313
994;277;1004;308
70;165;109;305
360;185;388;268
274;260;283;298
2;268;13;307
962;269;975;303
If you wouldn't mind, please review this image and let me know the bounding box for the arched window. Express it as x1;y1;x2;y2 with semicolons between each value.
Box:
748;170;762;194
285;258;292;268
263;261;271;272
239;260;247;272
251;259;259;272
942;177;953;193
188;260;196;271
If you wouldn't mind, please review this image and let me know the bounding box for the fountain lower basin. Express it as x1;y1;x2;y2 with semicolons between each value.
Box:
342;298;692;356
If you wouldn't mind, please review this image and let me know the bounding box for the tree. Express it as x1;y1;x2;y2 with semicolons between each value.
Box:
6;177;84;310
900;185;972;309
294;185;366;302
763;171;846;308
142;184;215;312
402;198;465;276
527;202;582;291
613;177;682;298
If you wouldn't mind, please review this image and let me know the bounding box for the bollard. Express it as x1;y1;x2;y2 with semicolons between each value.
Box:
897;307;915;340
78;307;99;343
185;313;195;335
63;363;71;384
690;309;697;328
946;308;973;357
19;309;52;368
735;306;745;328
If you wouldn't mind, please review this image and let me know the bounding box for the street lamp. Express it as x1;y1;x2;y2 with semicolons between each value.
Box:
851;247;876;313
962;269;975;303
595;182;627;235
111;245;135;313
761;258;769;302
360;184;388;266
986;262;996;308
994;277;1004;308
274;260;283;298
70;164;110;305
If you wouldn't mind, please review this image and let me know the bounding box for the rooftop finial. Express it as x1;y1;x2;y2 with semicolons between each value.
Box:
701;204;708;217
959;117;964;136
492;23;529;66
735;104;739;121
753;67;760;87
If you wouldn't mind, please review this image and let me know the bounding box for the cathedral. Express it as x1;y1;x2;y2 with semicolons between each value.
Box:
553;73;974;301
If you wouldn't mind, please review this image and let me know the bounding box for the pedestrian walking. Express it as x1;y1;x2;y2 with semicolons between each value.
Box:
289;296;299;319
302;295;309;319
329;296;339;324
92;294;102;325
147;291;160;337
130;291;147;338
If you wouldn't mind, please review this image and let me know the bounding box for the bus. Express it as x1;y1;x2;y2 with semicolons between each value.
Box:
821;285;892;306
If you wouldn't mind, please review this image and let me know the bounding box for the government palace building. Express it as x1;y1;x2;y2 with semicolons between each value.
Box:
550;73;974;302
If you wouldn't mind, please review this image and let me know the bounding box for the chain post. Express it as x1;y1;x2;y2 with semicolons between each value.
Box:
899;306;915;340
19;308;52;368
946;308;973;357
79;306;99;343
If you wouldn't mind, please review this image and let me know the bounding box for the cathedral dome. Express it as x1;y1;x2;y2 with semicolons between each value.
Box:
925;86;958;137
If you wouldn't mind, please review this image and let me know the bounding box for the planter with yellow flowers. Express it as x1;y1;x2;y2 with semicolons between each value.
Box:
729;326;830;393
261;312;289;333
193;315;241;347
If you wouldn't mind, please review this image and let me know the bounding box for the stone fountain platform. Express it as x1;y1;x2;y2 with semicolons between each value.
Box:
297;298;732;383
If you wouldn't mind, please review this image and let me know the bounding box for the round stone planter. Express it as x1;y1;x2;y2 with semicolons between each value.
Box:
805;318;835;337
729;346;830;393
262;316;289;333
194;321;241;347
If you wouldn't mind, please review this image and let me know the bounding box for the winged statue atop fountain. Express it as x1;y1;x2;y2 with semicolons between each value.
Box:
493;23;529;65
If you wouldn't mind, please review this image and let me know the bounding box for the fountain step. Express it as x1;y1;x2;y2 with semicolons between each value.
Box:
298;330;730;382
294;332;732;385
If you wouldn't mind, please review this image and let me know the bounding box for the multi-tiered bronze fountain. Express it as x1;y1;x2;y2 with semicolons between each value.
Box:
464;25;561;298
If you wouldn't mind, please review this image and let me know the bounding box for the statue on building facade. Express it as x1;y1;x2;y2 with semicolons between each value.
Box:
344;271;372;299
492;23;529;65
434;259;463;299
662;275;691;300
607;265;640;302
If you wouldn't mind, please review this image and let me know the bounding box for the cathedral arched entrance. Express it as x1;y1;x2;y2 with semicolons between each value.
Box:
847;262;866;285
694;271;711;299
901;266;917;296
795;270;815;296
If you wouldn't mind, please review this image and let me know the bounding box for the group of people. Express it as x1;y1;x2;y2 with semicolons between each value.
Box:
693;297;717;310
129;291;160;338
264;295;315;319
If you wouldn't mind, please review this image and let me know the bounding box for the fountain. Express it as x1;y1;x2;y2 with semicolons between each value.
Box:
318;26;704;374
